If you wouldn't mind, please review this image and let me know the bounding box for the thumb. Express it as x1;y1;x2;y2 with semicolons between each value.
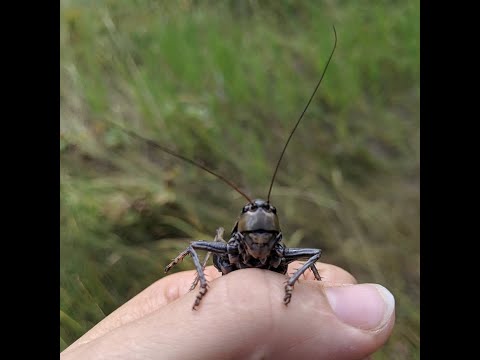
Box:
302;282;396;359
177;270;396;360
214;270;395;360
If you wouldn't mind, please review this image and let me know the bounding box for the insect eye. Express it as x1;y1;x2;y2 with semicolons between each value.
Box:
242;206;249;213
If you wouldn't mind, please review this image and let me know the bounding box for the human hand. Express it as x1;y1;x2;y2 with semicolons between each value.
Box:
61;262;395;360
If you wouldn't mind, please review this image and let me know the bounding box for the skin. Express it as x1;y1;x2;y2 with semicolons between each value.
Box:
61;261;395;360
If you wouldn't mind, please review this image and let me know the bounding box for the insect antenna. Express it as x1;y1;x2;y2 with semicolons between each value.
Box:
266;25;337;203
106;120;253;203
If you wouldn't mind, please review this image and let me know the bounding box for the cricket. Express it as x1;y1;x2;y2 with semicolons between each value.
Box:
112;26;337;310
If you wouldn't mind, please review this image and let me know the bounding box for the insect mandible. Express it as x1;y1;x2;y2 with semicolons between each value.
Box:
112;26;337;310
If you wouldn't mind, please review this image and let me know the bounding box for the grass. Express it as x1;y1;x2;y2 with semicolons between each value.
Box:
60;1;420;358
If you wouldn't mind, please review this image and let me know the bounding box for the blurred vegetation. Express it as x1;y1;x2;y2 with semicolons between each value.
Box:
60;0;419;358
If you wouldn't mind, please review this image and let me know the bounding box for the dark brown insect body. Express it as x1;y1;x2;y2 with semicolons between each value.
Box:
114;26;337;310
164;199;322;309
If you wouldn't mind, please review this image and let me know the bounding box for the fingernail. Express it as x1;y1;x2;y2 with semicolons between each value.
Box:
325;284;395;330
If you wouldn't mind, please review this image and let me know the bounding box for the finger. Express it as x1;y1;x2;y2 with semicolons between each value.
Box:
63;265;223;352
63;262;354;352
62;268;395;360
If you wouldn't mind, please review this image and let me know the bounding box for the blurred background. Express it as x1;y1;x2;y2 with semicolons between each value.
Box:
60;0;419;358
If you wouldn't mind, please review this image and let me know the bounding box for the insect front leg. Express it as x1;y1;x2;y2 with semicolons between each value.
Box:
189;227;225;291
282;247;322;305
165;241;229;310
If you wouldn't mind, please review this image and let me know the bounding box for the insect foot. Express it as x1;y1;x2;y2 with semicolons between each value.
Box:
164;248;191;273
192;283;209;310
284;284;294;305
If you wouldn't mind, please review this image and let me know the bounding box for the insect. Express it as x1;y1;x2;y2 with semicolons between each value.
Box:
111;26;337;310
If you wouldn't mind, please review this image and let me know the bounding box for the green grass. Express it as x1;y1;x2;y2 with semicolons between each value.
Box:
60;1;420;358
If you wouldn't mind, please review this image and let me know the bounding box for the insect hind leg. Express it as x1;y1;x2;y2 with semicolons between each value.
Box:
165;240;229;310
189;228;225;291
164;244;209;310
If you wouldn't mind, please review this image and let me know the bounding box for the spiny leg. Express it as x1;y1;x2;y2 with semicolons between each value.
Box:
288;263;321;280
190;228;225;291
164;248;191;273
165;240;229;273
165;240;229;309
283;248;322;305
187;246;209;310
189;254;210;291
310;264;322;281
164;244;209;309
